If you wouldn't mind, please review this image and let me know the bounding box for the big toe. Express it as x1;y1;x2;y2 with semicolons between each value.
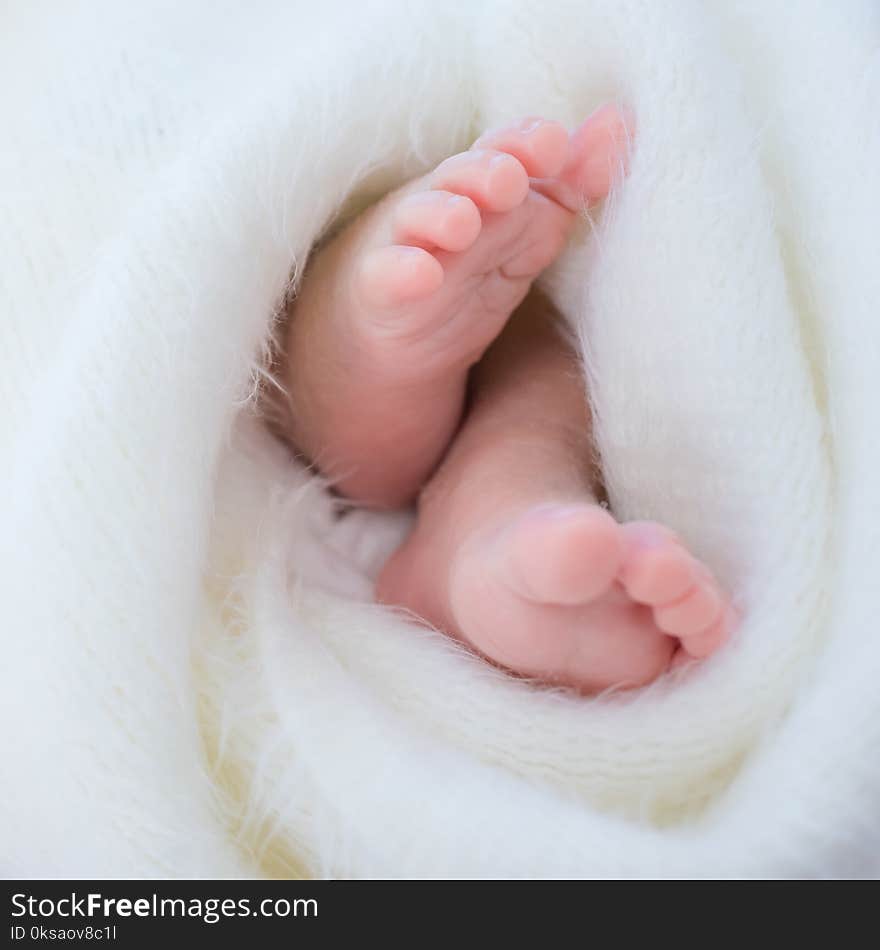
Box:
498;503;625;605
553;103;634;209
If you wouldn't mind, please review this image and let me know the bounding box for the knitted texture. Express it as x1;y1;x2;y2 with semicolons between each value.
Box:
1;0;878;878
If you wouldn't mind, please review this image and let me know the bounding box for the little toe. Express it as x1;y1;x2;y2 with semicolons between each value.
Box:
653;571;724;639
473;117;570;179
619;521;696;605
431;149;530;213
499;503;625;605
356;245;444;309
392;191;482;253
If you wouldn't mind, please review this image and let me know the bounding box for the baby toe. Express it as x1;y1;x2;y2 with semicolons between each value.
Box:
564;103;634;205
653;572;724;639
473;117;569;179
682;604;738;659
502;504;625;606
356;245;444;309
392;191;482;252
619;521;696;605
431;149;530;213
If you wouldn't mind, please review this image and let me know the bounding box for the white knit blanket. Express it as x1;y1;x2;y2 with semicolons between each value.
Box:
3;0;879;878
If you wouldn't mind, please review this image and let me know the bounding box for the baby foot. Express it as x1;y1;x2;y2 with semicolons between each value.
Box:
454;508;735;690
283;106;630;507
381;504;735;692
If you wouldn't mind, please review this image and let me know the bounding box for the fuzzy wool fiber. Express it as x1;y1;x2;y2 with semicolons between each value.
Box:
2;0;879;878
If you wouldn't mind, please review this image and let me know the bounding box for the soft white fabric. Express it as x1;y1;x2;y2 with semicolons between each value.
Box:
2;0;878;878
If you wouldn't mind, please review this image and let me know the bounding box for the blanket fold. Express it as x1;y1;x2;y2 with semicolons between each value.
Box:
2;0;878;878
